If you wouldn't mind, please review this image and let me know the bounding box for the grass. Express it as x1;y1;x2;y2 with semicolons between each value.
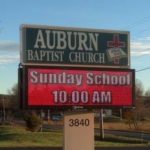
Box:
95;134;149;147
0;125;62;147
0;124;149;148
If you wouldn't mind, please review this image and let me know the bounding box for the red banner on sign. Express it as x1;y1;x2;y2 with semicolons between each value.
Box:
25;67;134;107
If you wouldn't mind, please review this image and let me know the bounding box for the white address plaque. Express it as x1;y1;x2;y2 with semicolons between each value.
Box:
64;113;94;150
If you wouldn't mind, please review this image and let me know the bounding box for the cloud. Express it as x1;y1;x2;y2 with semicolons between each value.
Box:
0;40;19;65
0;54;19;65
131;40;150;56
0;41;19;51
141;36;150;41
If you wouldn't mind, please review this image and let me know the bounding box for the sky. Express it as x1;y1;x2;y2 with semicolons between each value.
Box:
0;0;150;94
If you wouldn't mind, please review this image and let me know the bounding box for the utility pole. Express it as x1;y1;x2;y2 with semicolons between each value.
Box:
47;109;50;121
100;109;104;139
120;108;123;120
40;109;43;132
2;96;6;122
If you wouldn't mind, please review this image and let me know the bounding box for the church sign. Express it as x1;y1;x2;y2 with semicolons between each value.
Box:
21;24;130;68
21;66;134;108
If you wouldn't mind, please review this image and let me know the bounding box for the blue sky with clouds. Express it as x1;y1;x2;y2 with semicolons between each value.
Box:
0;0;150;94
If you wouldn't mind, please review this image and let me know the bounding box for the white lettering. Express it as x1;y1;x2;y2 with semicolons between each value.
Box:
92;91;111;103
57;31;67;49
78;32;89;50
46;30;56;49
33;29;99;51
34;30;46;48
67;32;77;50
89;33;99;51
30;71;38;83
87;73;131;85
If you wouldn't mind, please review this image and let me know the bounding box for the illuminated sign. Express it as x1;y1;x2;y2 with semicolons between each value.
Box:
21;24;130;68
23;67;135;108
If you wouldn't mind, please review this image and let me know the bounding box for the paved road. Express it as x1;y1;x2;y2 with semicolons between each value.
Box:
0;147;149;150
104;129;150;141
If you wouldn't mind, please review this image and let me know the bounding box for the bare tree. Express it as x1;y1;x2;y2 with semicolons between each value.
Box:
123;79;146;129
135;79;144;97
145;88;150;96
7;83;19;110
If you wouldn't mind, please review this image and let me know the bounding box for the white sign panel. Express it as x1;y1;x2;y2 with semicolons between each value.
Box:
64;113;94;150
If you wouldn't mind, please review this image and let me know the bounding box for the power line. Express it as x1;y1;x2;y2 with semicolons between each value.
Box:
119;15;150;41
121;16;150;74
124;15;150;29
136;67;150;72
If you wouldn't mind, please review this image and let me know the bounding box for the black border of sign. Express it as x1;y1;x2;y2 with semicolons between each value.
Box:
19;65;135;109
